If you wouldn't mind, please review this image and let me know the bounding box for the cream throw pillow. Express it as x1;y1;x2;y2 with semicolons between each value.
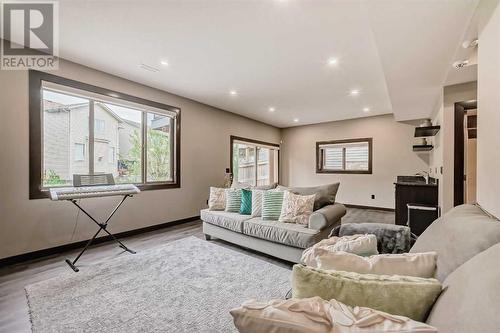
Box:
303;234;379;259
231;296;437;333
208;187;225;210
302;250;437;278
278;190;316;225
250;189;264;217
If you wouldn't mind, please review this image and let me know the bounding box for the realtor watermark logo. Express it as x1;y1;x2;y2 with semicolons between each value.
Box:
1;1;59;70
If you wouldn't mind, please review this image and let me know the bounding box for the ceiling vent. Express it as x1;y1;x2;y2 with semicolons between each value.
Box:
139;63;159;73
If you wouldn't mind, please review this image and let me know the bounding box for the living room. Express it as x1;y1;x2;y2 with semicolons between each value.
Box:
0;0;499;332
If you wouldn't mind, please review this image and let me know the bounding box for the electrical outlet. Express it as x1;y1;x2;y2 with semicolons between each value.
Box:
371;194;375;199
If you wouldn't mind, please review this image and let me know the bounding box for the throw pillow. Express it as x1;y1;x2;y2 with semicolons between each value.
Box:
278;191;316;225
240;189;252;215
261;190;284;220
231;296;438;333
292;264;442;322
277;182;340;211
302;250;438;278
225;188;242;213
208;187;226;211
303;234;379;258
251;189;264;217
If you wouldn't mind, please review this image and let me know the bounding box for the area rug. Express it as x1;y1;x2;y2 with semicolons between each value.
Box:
25;236;291;332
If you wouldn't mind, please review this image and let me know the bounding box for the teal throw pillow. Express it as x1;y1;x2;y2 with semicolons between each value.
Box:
240;189;252;215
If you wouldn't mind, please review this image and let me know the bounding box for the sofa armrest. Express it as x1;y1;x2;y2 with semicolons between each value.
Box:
330;222;412;254
308;203;346;230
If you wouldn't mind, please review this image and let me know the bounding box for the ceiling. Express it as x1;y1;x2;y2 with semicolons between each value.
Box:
50;0;479;127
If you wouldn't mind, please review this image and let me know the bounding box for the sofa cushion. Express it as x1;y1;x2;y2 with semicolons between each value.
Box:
425;242;500;332
292;264;442;322
208;187;226;211
302;250;437;278
200;209;252;233
261;190;284;220
243;217;321;249
231;297;438;333
277;183;340;211
410;204;500;281
240;189;252;215
225;188;242;213
279;191;316;225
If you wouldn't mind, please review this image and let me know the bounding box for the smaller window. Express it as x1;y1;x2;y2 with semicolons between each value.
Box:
74;143;85;161
317;138;372;174
94;119;105;134
108;146;115;164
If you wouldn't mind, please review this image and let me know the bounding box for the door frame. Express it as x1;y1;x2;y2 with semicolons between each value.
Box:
454;100;477;207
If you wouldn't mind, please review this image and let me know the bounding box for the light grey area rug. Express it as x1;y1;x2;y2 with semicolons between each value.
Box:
25;236;291;332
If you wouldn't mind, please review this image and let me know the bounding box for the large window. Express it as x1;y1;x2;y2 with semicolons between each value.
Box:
316;138;372;174
230;136;279;186
29;71;180;199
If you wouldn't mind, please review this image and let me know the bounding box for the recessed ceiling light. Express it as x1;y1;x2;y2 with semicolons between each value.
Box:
229;90;238;96
349;89;360;96
328;57;338;66
363;107;370;112
293;118;299;123
160;60;169;66
269;107;276;112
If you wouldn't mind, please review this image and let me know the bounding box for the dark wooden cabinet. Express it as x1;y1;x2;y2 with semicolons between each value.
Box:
395;177;438;226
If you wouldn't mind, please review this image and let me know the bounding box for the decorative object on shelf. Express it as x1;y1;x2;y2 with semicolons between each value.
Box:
420;119;432;127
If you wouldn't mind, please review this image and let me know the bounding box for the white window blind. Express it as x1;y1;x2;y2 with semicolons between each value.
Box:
318;139;371;173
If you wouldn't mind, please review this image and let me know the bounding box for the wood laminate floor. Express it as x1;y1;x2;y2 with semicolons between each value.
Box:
0;208;394;333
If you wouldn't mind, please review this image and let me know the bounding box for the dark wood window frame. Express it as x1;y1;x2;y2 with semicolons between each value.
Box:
229;135;280;185
29;70;181;199
316;138;373;174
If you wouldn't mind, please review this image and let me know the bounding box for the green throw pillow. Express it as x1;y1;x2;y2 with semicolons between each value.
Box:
261;190;284;220
292;264;442;322
240;189;252;215
225;188;242;213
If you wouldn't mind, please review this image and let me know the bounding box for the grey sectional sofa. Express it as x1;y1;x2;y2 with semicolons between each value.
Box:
201;200;346;263
333;204;500;333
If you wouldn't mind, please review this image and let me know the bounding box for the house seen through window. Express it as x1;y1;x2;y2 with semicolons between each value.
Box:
40;81;178;189
231;136;279;186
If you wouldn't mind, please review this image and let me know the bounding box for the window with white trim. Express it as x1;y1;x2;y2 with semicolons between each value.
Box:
317;138;372;174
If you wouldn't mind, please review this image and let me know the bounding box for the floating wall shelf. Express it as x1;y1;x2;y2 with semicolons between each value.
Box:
414;126;440;137
413;145;434;152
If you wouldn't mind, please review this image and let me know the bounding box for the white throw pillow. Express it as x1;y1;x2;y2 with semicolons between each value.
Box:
303;250;438;278
278;190;316;225
230;296;437;333
251;189;264;217
304;234;379;258
208;187;226;211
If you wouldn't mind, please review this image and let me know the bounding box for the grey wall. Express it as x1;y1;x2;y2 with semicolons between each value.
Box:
0;59;281;259
281;114;428;209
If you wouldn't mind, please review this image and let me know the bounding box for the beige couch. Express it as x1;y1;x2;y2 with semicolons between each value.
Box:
201;203;346;263
328;204;500;332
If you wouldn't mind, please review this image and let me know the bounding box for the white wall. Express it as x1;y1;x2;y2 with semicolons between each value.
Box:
477;0;500;218
0;59;281;259
429;82;477;213
281;114;428;209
